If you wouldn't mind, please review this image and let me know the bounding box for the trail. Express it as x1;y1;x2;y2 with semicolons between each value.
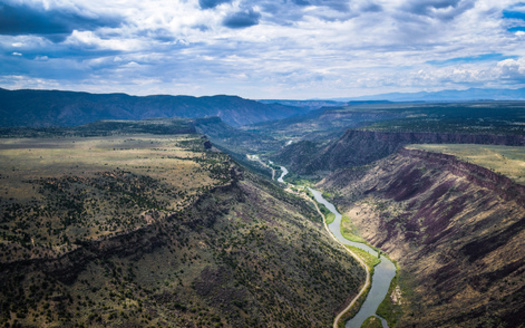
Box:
300;192;371;328
246;154;373;328
278;179;371;328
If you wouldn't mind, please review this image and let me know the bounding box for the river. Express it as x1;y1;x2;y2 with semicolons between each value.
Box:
277;166;288;183
276;164;396;328
308;188;396;328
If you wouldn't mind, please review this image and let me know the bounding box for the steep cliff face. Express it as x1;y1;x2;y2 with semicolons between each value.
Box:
318;148;525;327
277;129;525;175
0;166;364;328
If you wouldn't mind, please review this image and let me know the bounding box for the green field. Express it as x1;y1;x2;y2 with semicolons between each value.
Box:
346;245;380;271
341;215;367;243
407;144;525;185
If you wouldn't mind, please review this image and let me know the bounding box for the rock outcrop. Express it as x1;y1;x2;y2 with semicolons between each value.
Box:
276;129;525;175
319;148;525;327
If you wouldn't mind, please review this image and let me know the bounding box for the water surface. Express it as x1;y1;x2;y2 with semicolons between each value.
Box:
277;166;288;183
308;188;396;328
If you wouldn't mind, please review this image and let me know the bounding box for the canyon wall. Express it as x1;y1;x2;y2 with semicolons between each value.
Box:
319;148;525;327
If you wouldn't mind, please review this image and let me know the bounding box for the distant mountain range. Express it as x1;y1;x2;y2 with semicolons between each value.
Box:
3;87;525;129
0;88;303;127
333;87;525;102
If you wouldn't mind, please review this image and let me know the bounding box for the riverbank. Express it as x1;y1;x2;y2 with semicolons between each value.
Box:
253;157;397;328
308;188;396;328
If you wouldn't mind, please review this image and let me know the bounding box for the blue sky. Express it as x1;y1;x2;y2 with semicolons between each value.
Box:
0;0;524;99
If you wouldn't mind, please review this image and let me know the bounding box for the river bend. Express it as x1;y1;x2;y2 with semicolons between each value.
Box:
274;162;396;328
308;188;396;328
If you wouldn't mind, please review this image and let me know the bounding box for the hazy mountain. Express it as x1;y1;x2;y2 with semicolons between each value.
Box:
0;88;303;127
332;88;525;102
257;99;346;110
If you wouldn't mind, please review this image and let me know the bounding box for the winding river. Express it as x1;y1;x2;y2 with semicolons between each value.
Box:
277;166;288;183
277;165;396;328
308;188;396;328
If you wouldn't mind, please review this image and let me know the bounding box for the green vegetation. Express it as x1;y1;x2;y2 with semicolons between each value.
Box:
346;246;380;272
341;215;367;243
325;212;336;224
408;144;525;184
360;102;525;135
0;128;366;328
318;203;332;220
361;316;384;328
282;172;318;185
376;264;403;328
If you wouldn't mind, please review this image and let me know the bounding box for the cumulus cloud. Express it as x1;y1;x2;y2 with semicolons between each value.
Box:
199;0;232;10
0;1;121;42
0;0;524;98
402;0;475;20
497;58;525;81
223;9;261;29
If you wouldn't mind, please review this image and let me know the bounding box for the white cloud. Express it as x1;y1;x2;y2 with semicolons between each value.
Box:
64;30;145;51
497;57;525;78
0;0;524;98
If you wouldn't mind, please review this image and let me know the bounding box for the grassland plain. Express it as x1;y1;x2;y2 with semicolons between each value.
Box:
0;134;227;260
0;133;365;328
407;144;525;185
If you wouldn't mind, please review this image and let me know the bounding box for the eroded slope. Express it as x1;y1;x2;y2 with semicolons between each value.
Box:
319;148;525;327
0;134;364;327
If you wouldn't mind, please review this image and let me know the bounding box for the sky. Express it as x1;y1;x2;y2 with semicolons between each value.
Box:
0;0;525;99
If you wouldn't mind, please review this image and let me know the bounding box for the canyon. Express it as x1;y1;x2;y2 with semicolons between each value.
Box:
318;147;525;327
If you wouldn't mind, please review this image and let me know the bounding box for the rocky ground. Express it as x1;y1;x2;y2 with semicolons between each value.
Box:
319;148;525;328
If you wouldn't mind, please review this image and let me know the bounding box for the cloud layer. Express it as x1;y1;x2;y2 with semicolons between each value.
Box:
0;0;524;98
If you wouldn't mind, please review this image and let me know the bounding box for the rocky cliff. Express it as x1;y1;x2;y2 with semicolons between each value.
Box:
276;129;525;175
318;148;525;327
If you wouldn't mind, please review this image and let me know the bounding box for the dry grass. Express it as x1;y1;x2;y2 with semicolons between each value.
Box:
0;134;231;260
407;144;525;185
0;134;214;202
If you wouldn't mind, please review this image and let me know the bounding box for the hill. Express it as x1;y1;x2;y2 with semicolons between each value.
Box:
0;129;364;327
0;88;303;128
274;129;525;176
270;102;525;177
244;106;400;143
318;148;525;327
